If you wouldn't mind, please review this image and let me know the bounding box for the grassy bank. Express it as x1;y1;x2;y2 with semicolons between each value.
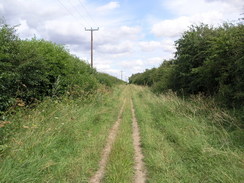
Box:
0;86;125;182
131;85;244;183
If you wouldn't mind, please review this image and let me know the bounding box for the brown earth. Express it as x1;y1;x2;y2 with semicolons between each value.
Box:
131;99;147;183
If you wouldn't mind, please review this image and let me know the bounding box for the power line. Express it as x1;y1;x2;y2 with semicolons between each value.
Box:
56;0;80;23
67;0;92;27
77;0;98;26
56;0;92;28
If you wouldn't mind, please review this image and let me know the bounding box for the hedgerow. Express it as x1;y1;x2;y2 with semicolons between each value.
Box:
0;19;122;113
129;22;244;108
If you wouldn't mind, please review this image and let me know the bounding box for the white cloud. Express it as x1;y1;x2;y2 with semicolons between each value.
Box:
95;64;111;70
120;26;141;35
147;57;163;65
138;39;175;55
95;25;141;47
97;41;134;54
120;59;144;68
139;41;162;52
153;0;243;38
17;19;39;39
97;1;120;12
120;60;145;74
42;20;90;46
153;11;236;38
44;20;79;36
152;16;190;37
161;39;176;53
164;0;243;17
152;11;224;38
0;4;3;12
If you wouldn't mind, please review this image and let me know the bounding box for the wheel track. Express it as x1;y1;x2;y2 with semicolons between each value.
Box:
89;99;126;183
89;97;147;183
131;98;147;183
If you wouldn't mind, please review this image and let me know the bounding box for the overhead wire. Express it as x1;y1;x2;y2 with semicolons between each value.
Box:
56;0;98;28
77;0;98;27
55;0;99;65
67;0;92;27
56;0;85;28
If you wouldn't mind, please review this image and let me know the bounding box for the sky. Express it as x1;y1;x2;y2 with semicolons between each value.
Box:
0;0;243;81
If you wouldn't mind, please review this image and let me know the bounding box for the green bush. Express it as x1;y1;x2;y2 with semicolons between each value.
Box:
129;22;244;108
96;72;124;87
0;19;122;113
0;21;20;112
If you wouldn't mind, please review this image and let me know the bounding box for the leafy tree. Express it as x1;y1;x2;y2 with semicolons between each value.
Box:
130;22;244;107
0;19;20;111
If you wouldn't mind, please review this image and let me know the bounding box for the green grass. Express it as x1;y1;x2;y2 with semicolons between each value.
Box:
1;85;243;183
103;96;134;183
131;85;244;183
0;86;125;182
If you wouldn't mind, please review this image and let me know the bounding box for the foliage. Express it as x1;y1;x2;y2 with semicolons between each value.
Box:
0;20;20;112
0;19;122;113
173;23;244;106
129;22;244;107
95;72;124;87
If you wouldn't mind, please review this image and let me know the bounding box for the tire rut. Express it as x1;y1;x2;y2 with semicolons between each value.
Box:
131;99;147;183
89;100;126;183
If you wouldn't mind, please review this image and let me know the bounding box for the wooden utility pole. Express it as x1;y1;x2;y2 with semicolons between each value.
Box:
85;27;99;68
121;71;123;80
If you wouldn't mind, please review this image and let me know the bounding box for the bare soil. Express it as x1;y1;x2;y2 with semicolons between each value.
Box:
131;99;147;183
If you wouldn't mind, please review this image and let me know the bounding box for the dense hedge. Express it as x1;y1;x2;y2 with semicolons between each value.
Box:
129;23;244;107
95;72;124;87
0;20;122;113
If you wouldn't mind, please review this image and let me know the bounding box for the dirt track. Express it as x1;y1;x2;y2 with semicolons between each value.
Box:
90;100;126;183
89;98;146;183
131;99;146;183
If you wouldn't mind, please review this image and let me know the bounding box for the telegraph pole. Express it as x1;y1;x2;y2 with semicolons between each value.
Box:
121;70;123;80
85;27;99;68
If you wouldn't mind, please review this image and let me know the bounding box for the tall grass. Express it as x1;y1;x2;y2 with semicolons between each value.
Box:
0;86;125;182
1;85;243;182
131;85;244;183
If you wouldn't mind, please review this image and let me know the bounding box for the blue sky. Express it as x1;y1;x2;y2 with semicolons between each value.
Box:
1;0;243;80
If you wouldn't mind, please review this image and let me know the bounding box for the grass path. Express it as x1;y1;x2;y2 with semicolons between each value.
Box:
1;85;243;182
90;87;147;183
